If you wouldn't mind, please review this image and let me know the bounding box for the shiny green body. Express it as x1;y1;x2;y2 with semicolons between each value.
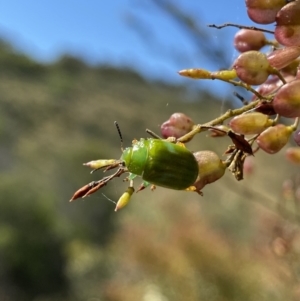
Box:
121;138;198;190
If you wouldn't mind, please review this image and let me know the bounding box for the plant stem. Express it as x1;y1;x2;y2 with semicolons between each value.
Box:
208;23;274;34
178;99;261;142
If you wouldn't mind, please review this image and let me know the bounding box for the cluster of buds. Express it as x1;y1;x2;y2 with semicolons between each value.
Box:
176;1;300;174
70;0;300;211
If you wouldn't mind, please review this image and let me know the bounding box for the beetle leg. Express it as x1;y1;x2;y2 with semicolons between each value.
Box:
164;137;187;149
165;136;177;143
150;185;156;191
185;185;204;196
127;173;138;181
136;180;150;193
195;190;204;196
175;141;186;148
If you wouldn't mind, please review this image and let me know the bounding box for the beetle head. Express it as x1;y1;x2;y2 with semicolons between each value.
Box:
120;140;148;176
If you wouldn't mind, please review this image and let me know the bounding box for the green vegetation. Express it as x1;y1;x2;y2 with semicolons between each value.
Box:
0;40;299;301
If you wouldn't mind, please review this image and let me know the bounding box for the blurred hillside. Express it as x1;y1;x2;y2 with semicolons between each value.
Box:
0;40;299;301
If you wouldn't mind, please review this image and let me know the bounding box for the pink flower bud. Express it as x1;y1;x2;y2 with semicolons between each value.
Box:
257;124;293;154
161;113;194;139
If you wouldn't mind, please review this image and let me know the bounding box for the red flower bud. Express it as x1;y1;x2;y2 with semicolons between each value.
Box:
273;79;300;118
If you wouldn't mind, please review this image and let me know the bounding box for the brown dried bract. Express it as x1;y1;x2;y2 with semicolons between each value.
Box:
228;131;253;155
69;182;98;202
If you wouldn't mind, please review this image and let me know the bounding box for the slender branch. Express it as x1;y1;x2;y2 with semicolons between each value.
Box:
268;66;286;84
178;99;261;142
233;91;248;105
208;23;274;34
226;79;270;100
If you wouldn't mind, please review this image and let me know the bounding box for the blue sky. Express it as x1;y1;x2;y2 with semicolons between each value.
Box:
0;1;273;86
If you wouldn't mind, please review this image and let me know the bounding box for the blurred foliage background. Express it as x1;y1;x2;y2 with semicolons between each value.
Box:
0;40;300;301
0;2;300;301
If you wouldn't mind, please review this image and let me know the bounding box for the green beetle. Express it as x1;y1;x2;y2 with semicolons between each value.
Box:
122;138;199;190
70;126;199;203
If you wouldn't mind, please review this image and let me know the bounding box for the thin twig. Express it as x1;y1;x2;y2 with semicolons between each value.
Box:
233;91;248;105
178;99;261;142
226;79;270;100
208;23;274;34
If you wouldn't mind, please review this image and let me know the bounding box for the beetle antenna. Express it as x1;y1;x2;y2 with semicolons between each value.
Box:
114;121;124;151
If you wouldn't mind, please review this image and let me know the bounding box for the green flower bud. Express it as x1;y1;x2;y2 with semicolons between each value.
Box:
229;112;274;135
193;151;226;192
115;187;135;212
83;159;118;170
